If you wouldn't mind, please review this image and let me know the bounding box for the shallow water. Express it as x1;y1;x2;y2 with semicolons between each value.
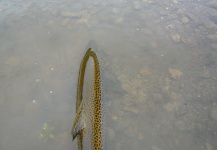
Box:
0;0;217;150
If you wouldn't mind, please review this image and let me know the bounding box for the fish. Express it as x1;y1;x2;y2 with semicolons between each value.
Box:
71;40;105;150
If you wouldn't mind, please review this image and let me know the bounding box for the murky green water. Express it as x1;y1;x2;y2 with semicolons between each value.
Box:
0;0;217;150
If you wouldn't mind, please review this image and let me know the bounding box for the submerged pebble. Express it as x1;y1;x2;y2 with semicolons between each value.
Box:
124;105;139;114
61;18;69;26
137;132;144;140
171;34;182;43
107;128;115;140
207;34;217;41
168;68;183;79
211;106;217;121
115;17;123;24
170;0;179;4
139;66;152;76
112;8;119;14
210;43;217;51
152;146;162;150
132;0;141;10
76;18;88;25
124;124;138;138
0;93;5;105
206;142;213;150
177;8;185;15
111;115;118;120
181;16;189;24
4;56;20;66
163;101;180;112
60;11;78;17
151;41;158;48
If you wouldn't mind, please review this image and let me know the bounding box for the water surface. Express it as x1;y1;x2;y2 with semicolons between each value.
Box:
0;0;217;150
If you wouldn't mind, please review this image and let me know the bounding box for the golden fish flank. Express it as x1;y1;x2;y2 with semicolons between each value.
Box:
71;46;105;150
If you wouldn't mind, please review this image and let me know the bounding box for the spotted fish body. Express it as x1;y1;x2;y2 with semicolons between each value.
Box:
71;41;105;150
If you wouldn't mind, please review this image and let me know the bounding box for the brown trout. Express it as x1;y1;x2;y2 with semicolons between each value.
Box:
71;41;105;150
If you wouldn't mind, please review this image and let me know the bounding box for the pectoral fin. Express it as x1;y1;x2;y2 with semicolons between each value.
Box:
71;103;86;141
